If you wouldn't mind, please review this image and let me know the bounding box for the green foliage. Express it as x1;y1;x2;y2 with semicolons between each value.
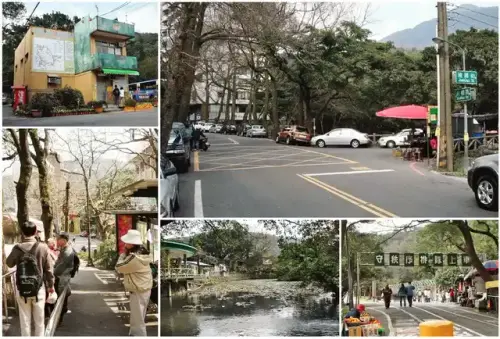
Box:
94;235;118;270
87;101;104;109
53;86;84;109
30;93;57;116
125;98;137;107
127;32;159;82
434;267;466;288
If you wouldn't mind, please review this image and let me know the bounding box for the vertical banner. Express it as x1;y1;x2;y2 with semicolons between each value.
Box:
447;253;458;266
389;253;400;266
433;253;444;267
404;253;415;267
418;253;429;266
374;253;385;266
117;214;133;254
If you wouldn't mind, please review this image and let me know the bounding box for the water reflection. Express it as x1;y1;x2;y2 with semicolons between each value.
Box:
161;292;338;336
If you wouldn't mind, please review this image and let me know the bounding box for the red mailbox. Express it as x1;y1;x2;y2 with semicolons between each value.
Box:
11;86;27;111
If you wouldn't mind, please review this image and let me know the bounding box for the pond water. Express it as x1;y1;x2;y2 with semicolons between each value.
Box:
161;282;338;336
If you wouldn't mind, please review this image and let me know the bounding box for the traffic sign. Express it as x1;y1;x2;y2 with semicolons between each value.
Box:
428;106;438;124
453;70;478;85
455;88;476;102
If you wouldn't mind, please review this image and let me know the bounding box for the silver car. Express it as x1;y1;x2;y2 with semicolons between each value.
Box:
160;159;180;218
311;128;371;148
247;125;267;138
468;154;498;211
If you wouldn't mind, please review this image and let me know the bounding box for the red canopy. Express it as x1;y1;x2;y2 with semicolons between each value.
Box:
376;105;428;120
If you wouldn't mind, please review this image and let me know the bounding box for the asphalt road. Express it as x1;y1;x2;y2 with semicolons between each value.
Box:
365;301;498;337
2;105;158;127
173;133;497;218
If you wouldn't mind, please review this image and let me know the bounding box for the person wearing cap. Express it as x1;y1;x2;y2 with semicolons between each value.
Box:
6;221;55;337
115;229;153;336
344;304;365;319
53;232;75;324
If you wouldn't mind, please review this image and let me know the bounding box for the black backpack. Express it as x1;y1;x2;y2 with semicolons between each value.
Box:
70;250;80;278
15;242;43;302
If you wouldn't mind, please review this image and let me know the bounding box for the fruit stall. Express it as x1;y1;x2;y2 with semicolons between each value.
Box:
343;312;385;336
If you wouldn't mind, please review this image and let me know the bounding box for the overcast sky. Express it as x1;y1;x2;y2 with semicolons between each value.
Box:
348;219;433;233
22;1;158;33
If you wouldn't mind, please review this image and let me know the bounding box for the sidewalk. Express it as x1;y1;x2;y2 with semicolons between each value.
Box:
3;263;158;336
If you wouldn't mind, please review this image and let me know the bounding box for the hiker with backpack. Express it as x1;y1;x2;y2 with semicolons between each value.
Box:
115;229;153;336
53;232;77;325
6;221;55;337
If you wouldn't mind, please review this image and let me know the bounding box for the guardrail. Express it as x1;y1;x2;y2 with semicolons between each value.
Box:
454;134;499;153
45;284;70;337
161;267;208;279
2;270;16;320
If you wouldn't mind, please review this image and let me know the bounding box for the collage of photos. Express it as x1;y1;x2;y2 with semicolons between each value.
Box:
0;0;499;338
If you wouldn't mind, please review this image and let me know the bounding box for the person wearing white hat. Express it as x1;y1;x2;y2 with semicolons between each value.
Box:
115;229;153;336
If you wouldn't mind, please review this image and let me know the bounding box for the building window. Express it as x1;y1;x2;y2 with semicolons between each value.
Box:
236;91;249;100
96;41;122;55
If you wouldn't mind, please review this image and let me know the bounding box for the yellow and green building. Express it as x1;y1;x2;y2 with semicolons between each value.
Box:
14;15;139;104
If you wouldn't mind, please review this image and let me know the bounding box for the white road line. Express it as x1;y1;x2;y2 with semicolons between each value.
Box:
94;273;109;285
227;137;239;144
368;308;394;336
441;306;499;320
422;305;499;326
304;169;395;177
412;306;485;336
194;180;204;218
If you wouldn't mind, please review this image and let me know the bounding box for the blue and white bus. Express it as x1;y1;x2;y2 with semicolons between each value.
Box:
129;79;158;101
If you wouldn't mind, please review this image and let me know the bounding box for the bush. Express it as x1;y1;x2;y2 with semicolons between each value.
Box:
124;98;137;107
93;235;119;270
53;86;84;109
31;92;57;116
87;101;103;109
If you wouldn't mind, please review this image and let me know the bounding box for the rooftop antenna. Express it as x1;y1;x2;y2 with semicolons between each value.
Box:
125;14;128;22
95;4;99;16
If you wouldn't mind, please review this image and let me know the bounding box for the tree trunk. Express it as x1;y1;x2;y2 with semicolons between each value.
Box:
29;129;54;240
216;81;226;122
224;72;231;122
343;221;354;309
456;220;493;282
14;129;32;228
270;76;279;139
231;70;237;123
203;60;210;121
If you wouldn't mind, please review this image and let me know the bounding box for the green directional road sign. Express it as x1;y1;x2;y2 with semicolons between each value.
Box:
461;254;471;266
418;253;429;266
453;70;478;85
433;253;444;266
447;253;458;266
404;253;414;267
389;253;400;266
374;253;385;266
455;88;476;102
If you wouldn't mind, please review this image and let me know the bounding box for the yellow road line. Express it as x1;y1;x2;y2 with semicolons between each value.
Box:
297;174;398;218
193;152;200;172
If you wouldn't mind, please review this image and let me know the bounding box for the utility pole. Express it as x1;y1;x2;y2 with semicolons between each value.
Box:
64;182;70;232
442;3;454;172
343;221;354;309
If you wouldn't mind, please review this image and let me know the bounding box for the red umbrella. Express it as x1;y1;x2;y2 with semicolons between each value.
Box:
376;105;428;120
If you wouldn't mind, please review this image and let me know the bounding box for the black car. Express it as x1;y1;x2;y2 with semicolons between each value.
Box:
221;124;237;134
166;130;191;173
467;154;498;211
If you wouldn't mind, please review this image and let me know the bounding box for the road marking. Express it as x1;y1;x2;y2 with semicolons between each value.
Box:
410;162;425;176
199;161;351;172
227;137;239;144
193;152;200;172
194;180;204;218
297;174;398;218
303;169;395;177
94;273;109;285
422;305;499;326
412;306;485;336
367;308;394;336
441;305;499;320
293;147;358;163
351;166;371;171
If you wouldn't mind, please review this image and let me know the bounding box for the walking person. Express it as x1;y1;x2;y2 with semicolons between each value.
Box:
382;285;392;309
192;127;201;150
119;86;125;108
54;232;75;325
6;221;55;337
115;230;153;336
398;283;407;307
45;238;59;319
406;282;415;307
113;85;120;106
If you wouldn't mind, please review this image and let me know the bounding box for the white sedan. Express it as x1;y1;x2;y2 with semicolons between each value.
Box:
378;128;424;148
311;128;371;148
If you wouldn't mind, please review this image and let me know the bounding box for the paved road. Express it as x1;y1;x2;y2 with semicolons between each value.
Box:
365;301;498;337
173;134;497;218
2;105;158;127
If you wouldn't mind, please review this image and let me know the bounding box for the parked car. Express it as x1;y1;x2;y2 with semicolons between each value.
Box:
311;128;371;148
166;130;191;173
194;122;206;130
209;125;217;133
2;93;8;105
240;124;252;136
80;231;88;237
160;158;180;218
247;125;267;138
468;154;498;211
204;124;214;133
276;125;311;145
378;128;424;148
221;124;237;134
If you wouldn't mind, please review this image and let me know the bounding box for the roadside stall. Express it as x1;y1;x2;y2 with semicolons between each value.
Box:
486;280;498;313
343;310;385;336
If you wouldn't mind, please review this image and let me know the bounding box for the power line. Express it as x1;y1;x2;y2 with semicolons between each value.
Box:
449;10;498;29
99;2;131;17
450;4;498;20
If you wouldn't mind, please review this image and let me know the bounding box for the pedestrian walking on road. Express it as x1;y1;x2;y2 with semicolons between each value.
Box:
406;282;415;307
382;285;392;309
398;283;407;307
6;221;55;337
54;232;75;325
45;238;59;319
113;85;120;106
119;86;125;108
115;230;153;336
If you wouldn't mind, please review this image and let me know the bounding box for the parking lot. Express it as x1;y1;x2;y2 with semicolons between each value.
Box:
170;133;497;218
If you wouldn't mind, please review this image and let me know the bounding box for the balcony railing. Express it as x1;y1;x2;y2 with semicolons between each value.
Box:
92;53;138;70
93;16;135;38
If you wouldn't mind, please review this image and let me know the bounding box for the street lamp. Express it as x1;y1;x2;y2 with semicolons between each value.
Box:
433;37;469;171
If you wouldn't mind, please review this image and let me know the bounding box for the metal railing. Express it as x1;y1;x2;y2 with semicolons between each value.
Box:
454;134;499;153
2;270;16;321
44;284;70;337
160;267;208;279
